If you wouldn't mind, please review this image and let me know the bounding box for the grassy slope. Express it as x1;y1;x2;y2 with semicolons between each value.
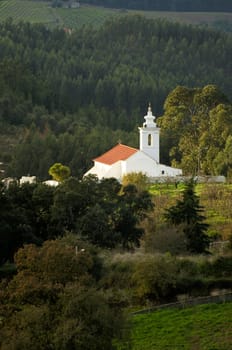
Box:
0;0;57;25
197;183;232;240
118;302;232;350
149;182;232;241
0;0;232;29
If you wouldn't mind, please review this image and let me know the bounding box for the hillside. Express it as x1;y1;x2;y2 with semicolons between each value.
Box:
0;16;231;179
118;302;232;350
145;183;232;246
0;0;232;31
0;3;232;349
80;0;232;13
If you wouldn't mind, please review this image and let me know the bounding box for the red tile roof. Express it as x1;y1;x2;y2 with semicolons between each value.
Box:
94;144;138;165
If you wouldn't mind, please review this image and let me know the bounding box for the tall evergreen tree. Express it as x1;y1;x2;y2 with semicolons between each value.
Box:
165;180;210;253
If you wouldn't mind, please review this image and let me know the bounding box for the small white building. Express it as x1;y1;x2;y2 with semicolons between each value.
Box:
43;180;59;187
19;176;37;185
84;105;182;181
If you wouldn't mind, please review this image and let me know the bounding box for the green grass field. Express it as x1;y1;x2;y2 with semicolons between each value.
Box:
0;0;57;25
118;302;232;350
0;0;232;29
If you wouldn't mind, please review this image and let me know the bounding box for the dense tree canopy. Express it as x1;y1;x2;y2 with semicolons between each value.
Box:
159;85;232;175
0;176;153;263
79;0;232;12
0;14;232;348
0;238;126;349
0;17;231;178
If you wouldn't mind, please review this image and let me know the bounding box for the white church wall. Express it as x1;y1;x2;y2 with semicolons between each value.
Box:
84;161;122;180
123;152;158;177
139;128;160;162
158;164;182;177
122;151;154;175
123;152;182;178
84;161;110;179
103;161;122;179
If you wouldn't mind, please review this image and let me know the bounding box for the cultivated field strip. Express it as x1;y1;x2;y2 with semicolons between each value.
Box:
0;0;121;28
56;6;121;29
0;0;57;24
1;0;232;30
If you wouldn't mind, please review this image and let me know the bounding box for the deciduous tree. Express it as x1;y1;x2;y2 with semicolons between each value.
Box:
0;237;126;350
48;162;71;182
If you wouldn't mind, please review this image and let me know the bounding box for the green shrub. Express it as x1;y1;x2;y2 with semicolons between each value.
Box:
199;256;232;277
132;254;178;303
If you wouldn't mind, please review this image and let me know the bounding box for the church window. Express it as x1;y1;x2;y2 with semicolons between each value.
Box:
148;134;152;146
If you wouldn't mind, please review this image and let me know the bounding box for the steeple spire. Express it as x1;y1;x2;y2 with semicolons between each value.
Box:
139;103;160;163
143;103;156;128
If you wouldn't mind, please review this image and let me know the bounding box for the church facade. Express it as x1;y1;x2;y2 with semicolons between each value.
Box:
84;105;182;180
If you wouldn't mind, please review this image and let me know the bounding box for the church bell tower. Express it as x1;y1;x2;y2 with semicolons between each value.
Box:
138;104;160;163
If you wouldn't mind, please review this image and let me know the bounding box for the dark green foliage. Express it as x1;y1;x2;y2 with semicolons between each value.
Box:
80;0;232;12
132;254;178;303
78;203;119;248
103;253;232;305
165;180;210;253
0;18;231;177
199;256;232;278
0;182;56;263
159;85;232;174
117;185;154;249
0;176;153;263
52;176;153;249
0;238;126;350
51;176;102;233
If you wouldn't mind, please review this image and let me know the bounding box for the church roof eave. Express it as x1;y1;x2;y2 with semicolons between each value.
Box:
93;143;138;165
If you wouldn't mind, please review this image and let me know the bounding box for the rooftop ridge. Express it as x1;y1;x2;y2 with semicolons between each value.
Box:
94;143;138;165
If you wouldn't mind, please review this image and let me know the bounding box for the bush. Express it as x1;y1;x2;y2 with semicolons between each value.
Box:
197;255;232;277
142;223;188;255
132;254;178;303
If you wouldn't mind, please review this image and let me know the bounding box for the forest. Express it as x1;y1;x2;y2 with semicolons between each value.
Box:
1;175;232;348
0;16;232;179
1;14;232;348
58;0;232;12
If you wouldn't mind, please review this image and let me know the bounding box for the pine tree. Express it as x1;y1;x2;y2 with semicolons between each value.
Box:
165;180;210;253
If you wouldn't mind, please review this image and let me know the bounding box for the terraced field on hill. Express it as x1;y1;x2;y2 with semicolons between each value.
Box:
0;0;58;25
0;0;232;30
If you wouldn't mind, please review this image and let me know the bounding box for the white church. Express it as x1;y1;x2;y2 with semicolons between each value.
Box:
84;105;182;181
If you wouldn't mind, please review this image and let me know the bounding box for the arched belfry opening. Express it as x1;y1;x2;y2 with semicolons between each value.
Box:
138;104;160;163
84;102;182;180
